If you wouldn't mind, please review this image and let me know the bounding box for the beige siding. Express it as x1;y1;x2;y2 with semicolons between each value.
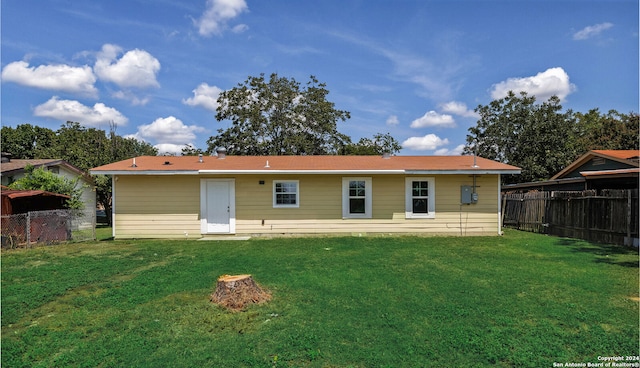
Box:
235;174;500;236
114;175;201;238
113;173;501;238
235;175;342;220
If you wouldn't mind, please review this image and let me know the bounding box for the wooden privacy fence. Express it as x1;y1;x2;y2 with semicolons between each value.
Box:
503;189;639;246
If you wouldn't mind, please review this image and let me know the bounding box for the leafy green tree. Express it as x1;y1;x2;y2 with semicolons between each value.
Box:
39;122;110;171
8;165;85;209
207;73;351;155
3;122;157;224
340;132;402;155
181;144;205;156
1;124;56;159
575;109;639;152
464;91;580;183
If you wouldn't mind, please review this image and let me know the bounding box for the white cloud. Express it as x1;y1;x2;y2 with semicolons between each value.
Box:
183;83;223;112
153;143;188;156
410;111;455;128
33;96;128;127
112;90;150;106
401;134;450;151
94;44;161;89
385;51;453;100
573;22;614;40
1;61;97;96
490;67;576;102
231;24;249;34
328;31;462;100
439;101;479;118
386;115;399;126
196;0;248;37
129;116;207;149
434;144;465;156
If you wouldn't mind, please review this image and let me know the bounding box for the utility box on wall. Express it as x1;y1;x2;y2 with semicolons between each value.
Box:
461;185;478;204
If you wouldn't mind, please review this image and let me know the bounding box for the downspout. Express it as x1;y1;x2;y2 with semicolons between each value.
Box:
112;175;116;238
498;176;503;235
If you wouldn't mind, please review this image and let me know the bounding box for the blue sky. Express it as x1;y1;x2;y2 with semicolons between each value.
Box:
2;0;638;155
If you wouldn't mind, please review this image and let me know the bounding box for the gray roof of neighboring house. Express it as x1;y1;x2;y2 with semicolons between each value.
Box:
0;156;93;183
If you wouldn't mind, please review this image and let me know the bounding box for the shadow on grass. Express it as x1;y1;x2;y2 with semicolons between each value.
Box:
556;237;639;268
96;225;114;242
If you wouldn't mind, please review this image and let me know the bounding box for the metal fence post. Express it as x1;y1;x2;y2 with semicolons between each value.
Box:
626;189;632;246
26;211;31;247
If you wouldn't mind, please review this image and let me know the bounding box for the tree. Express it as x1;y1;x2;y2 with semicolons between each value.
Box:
464;91;580;183
2;122;157;224
39;122;110;171
575;109;639;152
0;124;56;159
207;73;351;155
8;165;85;209
181;144;205;156
340;132;402;155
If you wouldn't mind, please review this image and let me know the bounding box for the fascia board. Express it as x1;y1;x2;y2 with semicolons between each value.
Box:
89;170;200;175
405;170;521;175
198;169;406;175
90;169;521;175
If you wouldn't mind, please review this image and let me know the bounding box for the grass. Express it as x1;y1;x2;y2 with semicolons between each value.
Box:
2;230;638;367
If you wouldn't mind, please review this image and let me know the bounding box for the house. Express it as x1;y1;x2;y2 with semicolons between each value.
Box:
503;150;639;193
90;152;520;239
0;152;96;213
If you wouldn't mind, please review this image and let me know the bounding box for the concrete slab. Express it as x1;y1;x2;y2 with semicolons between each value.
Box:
198;236;251;241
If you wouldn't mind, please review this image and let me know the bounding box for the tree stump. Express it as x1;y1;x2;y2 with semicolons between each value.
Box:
210;274;271;311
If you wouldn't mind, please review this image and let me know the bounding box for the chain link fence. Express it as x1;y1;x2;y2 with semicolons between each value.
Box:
1;209;95;249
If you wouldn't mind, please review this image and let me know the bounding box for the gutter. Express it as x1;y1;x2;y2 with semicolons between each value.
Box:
89;170;200;175
91;169;521;175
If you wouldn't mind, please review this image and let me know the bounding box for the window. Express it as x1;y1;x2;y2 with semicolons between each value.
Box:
405;177;435;219
342;177;372;218
273;180;299;208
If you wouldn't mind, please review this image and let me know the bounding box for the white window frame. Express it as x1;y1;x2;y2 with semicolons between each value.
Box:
273;180;300;208
342;177;372;219
405;177;435;219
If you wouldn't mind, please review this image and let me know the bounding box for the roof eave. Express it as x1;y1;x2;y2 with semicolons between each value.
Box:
91;169;520;175
503;177;586;190
406;169;521;175
90;170;200;175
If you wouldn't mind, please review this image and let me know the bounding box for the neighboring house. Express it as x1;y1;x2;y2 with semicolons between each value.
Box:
0;153;96;213
90;153;520;239
503;150;640;193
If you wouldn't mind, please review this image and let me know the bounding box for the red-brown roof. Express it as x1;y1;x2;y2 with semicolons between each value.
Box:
580;168;640;178
1;186;70;199
90;155;521;174
591;150;640;160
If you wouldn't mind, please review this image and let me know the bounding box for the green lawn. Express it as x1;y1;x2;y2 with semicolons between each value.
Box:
2;230;638;367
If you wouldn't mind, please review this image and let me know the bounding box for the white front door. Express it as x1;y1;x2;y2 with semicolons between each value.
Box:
200;179;235;234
